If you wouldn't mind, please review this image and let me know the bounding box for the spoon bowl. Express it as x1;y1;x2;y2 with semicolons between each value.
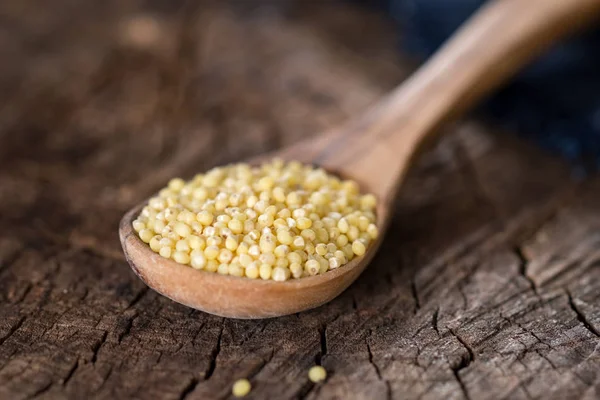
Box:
120;201;387;319
120;0;600;318
120;140;392;319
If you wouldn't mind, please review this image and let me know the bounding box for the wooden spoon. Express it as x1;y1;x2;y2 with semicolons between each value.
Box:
120;0;600;319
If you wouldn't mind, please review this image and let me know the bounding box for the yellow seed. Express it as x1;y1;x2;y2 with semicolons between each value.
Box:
322;217;335;229
245;263;259;279
149;197;167;210
315;243;327;256
287;251;302;265
318;256;329;273
188;235;206;250
358;216;370;231
292;236;305;250
305;259;320;276
225;236;239;251
153;219;166;233
178;210;196;224
193;187;208;200
296;250;308;262
272;266;291;281
159;237;174;247
174;239;189;252
149;235;162;252
337;218;349;233
308;366;327;383
207;236;223;247
258;213;274;227
275;257;289;268
334;250;346;262
228;263;243;277
259;263;272;280
218;249;233;264
204;246;219;260
196;210;214;226
239;253;253;267
301;229;316;242
237;242;250;255
259;235;276;253
292;208;307;219
329;257;341;269
259;253;275;266
343;244;354;261
290;262;303;279
217;263;229;275
168;178;185;191
173;251;190;264
159;246;172;259
297;217;312;230
316;228;329;243
205;260;219;272
274;245;290;258
277;229;293;245
352;240;366;256
191;251;207;269
273;218;287;230
277;208;291;219
174;222;192;238
232;379;251;397
139;229;154;243
367;223;379;239
347;226;360;241
133;220;146;232
215;214;230;223
336;234;349;247
272;187;286;203
228;219;243;234
248;244;261;258
360;194;377;210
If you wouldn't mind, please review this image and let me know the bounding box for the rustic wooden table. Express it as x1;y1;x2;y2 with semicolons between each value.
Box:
1;1;599;399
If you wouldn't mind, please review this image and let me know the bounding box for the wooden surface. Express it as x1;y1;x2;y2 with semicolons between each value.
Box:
1;1;599;399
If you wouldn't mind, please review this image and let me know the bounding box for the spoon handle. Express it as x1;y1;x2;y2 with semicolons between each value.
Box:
316;0;600;204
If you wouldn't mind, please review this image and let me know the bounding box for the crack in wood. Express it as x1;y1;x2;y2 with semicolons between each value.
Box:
27;380;54;399
61;358;79;386
410;278;421;314
501;314;559;370
178;377;200;400
448;328;474;400
204;323;223;380
366;332;391;400
432;307;440;336
567;290;600;338
91;331;109;365
316;325;327;365
514;246;539;295
126;287;149;310
296;380;316;400
448;329;475;364
118;312;139;343
0;316;25;347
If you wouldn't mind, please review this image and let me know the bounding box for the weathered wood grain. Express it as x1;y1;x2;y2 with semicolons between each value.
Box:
0;1;598;399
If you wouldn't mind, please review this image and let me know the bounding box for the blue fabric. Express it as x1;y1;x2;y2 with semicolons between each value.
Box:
361;0;600;173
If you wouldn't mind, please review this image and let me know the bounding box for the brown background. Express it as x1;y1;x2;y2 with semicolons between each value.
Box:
0;1;599;399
